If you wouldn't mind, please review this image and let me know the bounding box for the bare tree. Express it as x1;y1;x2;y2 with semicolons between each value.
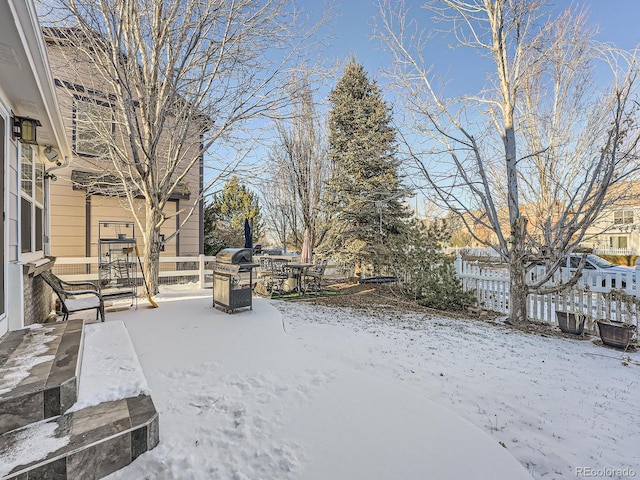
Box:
267;73;331;252
41;0;327;292
260;162;297;252
376;0;640;323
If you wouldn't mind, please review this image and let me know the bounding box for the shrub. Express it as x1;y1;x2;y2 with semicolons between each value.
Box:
391;220;475;311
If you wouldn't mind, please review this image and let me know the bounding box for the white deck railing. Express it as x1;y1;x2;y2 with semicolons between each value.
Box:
53;254;345;289
592;247;634;256
53;255;217;288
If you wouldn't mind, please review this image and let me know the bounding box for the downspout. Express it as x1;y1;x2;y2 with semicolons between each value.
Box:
43;154;69;256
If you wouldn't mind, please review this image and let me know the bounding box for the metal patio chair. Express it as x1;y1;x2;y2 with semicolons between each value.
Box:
302;258;328;295
41;271;105;322
268;259;290;297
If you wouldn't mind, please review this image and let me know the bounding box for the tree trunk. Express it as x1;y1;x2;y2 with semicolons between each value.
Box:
143;205;163;295
508;217;528;323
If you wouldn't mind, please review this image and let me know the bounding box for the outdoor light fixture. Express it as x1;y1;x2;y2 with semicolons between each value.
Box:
12;116;41;144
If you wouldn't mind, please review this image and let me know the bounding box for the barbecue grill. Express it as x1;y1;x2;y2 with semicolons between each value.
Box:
211;248;258;313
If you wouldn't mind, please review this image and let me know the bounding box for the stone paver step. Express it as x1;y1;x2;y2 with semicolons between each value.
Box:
0;320;84;435
0;394;159;479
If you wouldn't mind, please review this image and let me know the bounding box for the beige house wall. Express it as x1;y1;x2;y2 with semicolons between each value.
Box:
45;38;203;259
49;172;184;258
49;176;85;257
90;197;177;256
175;162;202;257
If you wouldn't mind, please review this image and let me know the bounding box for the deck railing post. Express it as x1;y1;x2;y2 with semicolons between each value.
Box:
199;254;206;289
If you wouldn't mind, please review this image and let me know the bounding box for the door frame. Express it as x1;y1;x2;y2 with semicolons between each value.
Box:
0;105;8;334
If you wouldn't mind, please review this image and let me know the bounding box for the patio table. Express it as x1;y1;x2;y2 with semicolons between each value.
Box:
286;263;314;294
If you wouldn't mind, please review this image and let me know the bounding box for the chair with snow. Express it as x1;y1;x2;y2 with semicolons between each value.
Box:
40;270;105;322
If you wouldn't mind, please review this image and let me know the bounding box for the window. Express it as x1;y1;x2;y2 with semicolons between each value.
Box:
609;236;628;249
74;97;113;156
569;256;582;269
613;210;634;225
20;144;44;254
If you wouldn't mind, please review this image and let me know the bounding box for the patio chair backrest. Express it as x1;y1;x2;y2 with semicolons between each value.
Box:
259;256;273;273
272;259;289;278
309;258;328;276
40;271;68;301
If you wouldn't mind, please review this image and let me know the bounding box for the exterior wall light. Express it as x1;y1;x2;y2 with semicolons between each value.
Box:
12;116;42;144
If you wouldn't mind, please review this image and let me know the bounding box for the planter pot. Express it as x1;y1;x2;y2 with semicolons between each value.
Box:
556;311;585;335
597;321;637;349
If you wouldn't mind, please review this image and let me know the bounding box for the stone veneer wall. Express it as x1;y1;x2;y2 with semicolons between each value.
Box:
22;268;54;326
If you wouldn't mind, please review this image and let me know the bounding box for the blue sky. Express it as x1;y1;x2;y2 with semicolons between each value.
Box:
294;0;640;217
319;0;640;83
218;1;640;210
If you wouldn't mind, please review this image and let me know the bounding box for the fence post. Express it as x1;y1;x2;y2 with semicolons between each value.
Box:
199;254;205;289
454;255;462;275
635;258;640;298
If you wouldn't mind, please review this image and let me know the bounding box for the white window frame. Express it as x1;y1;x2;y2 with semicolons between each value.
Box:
613;210;634;225
0;108;7;323
19;143;45;262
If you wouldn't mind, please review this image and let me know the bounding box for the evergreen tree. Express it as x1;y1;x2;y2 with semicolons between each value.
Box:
320;58;410;274
204;177;263;255
391;220;475;311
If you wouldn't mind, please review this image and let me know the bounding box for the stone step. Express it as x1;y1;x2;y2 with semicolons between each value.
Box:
0;320;84;435
0;394;159;479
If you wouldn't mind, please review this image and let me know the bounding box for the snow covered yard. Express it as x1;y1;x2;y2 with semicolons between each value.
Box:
276;296;640;479
93;284;640;479
98;286;531;480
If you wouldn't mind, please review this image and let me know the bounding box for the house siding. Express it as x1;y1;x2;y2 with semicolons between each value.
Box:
46;42;203;260
1;0;71;333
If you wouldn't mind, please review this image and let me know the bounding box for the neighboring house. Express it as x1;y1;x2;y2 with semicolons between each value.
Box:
447;183;640;256
447;201;567;251
0;1;72;335
581;182;640;255
43;30;203;260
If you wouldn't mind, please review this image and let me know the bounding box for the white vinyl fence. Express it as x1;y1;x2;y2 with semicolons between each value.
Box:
455;256;640;333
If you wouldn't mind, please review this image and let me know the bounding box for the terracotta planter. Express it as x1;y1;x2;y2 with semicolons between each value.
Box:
597;321;637;349
556;311;585;335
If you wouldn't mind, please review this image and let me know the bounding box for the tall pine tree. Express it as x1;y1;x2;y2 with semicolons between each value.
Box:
320;59;410;275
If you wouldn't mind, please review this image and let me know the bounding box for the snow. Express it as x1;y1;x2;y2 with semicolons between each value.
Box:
276;300;640;479
0;326;55;397
86;284;640;479
0;421;70;477
64;295;101;311
68;321;149;412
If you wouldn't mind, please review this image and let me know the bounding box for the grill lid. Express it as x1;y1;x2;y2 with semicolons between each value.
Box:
216;248;253;264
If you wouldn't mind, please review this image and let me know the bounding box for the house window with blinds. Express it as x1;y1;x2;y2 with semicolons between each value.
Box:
613;210;634;225
609;236;628;249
